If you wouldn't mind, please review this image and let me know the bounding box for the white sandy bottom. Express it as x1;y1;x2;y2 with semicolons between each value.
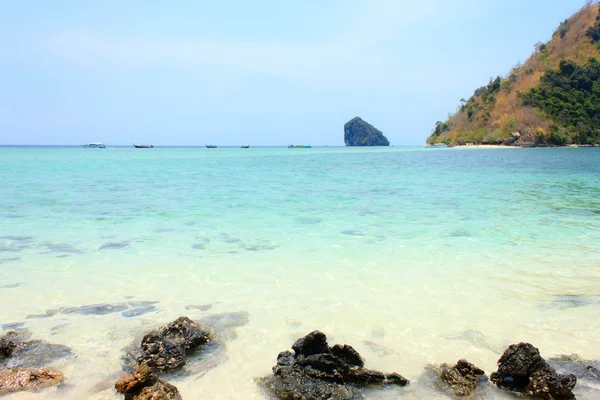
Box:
2;248;600;400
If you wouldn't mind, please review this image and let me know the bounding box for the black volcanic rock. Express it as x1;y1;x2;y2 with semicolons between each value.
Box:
259;330;408;400
344;117;389;146
137;316;211;372
490;343;576;399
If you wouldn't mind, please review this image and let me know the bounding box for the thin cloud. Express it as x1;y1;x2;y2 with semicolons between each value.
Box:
39;0;460;88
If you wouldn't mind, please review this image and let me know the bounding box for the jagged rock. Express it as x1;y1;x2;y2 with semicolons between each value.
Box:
137;316;211;373
490;343;576;399
427;359;487;397
0;367;64;394
115;364;181;400
123;313;248;377
344;117;389;146
259;330;408;400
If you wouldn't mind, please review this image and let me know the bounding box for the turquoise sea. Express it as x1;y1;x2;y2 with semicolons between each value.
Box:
1;146;600;399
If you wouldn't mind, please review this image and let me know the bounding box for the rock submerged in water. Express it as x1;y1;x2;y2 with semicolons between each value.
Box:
426;359;487;397
115;363;181;400
0;367;65;395
0;330;72;370
259;330;408;400
490;342;577;399
138;316;211;373
344;117;390;147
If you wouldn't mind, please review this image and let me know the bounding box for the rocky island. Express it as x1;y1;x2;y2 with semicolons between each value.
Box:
344;117;390;146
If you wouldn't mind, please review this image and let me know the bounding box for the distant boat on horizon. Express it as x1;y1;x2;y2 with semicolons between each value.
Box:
206;144;217;148
133;143;154;148
288;144;312;148
81;142;106;148
241;145;250;148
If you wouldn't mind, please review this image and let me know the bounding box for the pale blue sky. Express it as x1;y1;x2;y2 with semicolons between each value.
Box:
0;0;589;145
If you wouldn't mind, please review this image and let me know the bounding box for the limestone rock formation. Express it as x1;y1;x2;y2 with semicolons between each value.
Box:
260;330;408;400
490;343;576;399
344;117;390;146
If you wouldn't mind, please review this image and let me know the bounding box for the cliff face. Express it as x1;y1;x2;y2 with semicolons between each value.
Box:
344;117;390;146
427;4;600;146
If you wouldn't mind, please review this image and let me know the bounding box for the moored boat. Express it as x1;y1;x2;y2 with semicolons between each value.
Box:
241;145;250;148
81;142;106;148
206;144;217;148
133;143;154;148
288;144;311;148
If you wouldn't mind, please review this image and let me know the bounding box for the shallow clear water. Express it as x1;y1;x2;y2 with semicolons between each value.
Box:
1;146;599;399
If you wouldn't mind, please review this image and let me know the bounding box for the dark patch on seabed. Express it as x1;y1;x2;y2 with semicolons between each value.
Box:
32;301;161;317
45;243;84;254
295;217;323;225
0;235;33;242
61;303;129;315
542;294;600;309
444;330;504;353
447;229;471;237
2;322;25;330
122;305;157;318
0;283;23;289
0;236;34;252
341;229;365;236
245;240;277;251
98;241;129;250
1;329;73;369
185;304;212;311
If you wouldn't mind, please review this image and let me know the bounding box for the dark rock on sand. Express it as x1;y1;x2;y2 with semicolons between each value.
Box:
260;330;408;400
344;117;389;147
491;343;576;399
138;316;211;373
61;303;128;315
115;363;181;400
427;359;487;397
0;367;65;395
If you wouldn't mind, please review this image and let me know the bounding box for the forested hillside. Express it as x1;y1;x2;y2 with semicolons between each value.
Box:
428;3;600;146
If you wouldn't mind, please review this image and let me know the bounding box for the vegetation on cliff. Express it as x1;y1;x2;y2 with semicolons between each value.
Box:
427;3;600;145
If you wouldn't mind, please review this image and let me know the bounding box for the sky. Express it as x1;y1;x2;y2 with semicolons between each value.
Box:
0;0;591;145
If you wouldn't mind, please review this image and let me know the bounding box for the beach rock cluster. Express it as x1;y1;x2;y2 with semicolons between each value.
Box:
115;363;181;400
344;117;390;146
260;330;408;400
116;316;214;399
427;359;487;397
0;330;70;395
490;343;577;399
137;316;211;372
